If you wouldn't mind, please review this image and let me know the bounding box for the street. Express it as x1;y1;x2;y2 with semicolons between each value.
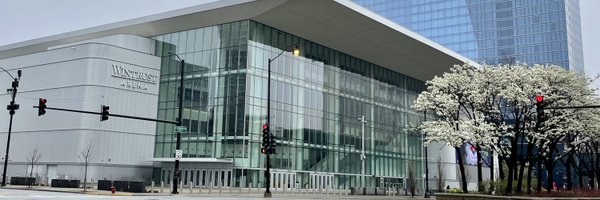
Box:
0;188;431;200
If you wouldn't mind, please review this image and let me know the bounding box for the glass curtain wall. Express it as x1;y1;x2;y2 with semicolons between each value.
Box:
152;20;426;189
354;0;584;73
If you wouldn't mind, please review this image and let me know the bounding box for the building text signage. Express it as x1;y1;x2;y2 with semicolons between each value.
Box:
111;64;158;91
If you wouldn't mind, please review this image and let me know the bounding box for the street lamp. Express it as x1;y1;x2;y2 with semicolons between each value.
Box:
264;44;299;198
168;52;185;194
0;67;22;186
357;115;367;188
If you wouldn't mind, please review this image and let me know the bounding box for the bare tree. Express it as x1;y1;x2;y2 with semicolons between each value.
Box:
79;142;93;192
26;146;41;187
436;157;446;192
408;161;417;197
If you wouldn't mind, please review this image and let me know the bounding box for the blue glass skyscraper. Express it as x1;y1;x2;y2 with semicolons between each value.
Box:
353;0;584;73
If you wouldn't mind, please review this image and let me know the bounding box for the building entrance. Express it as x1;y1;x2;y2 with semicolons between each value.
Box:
161;168;232;188
270;171;296;190
309;173;334;190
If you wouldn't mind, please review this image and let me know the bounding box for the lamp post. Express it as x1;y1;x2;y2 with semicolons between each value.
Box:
168;52;185;194
357;115;367;188
1;67;21;186
423;110;430;198
265;44;299;198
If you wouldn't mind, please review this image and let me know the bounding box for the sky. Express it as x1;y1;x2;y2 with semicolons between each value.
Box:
0;0;598;85
580;0;600;90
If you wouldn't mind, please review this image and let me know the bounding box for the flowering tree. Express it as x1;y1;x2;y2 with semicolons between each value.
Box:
414;63;598;194
413;64;495;193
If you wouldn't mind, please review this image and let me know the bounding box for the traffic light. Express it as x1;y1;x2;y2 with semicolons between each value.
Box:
261;124;269;154
101;105;109;121
535;95;545;123
261;148;268;154
268;134;276;149
38;98;47;116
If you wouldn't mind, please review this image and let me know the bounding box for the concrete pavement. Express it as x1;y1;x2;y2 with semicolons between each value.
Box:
1;185;434;199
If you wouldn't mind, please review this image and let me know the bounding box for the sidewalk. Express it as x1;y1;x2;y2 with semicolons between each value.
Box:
2;185;433;199
2;185;170;196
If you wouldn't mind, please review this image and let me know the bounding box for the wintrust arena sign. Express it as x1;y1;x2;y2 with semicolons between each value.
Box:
111;64;158;91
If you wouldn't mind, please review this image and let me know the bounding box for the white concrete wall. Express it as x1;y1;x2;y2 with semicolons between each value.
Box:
0;34;160;183
427;142;497;191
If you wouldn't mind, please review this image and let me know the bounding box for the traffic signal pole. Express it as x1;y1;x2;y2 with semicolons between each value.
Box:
2;69;21;186
265;58;272;198
263;45;298;198
172;57;184;194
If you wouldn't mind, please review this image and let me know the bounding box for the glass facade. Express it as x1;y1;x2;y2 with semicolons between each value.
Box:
152;20;427;189
353;0;584;73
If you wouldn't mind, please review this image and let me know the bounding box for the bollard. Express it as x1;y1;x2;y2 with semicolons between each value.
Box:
219;181;222;194
151;181;154;193
189;181;193;194
160;181;164;193
283;183;286;194
179;181;183;193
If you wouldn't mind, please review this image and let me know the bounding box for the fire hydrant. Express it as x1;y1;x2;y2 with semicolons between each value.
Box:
111;185;116;194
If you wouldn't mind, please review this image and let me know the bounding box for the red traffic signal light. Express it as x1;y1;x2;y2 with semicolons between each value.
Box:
535;95;545;124
262;123;269;148
38;98;47;116
536;96;544;103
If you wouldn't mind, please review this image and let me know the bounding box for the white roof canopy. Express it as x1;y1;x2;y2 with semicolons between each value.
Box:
0;0;474;81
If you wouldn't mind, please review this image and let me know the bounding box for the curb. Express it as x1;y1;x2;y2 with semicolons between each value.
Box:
2;186;173;196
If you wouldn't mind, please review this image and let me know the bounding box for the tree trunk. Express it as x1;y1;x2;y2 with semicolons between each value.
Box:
527;161;533;194
578;171;583;189
83;164;88;192
516;159;526;193
456;147;468;193
546;162;554;192
490;151;494;182
566;160;572;191
596;150;600;189
499;157;505;181
506;138;519;194
536;162;542;192
477;146;483;192
595;172;600;189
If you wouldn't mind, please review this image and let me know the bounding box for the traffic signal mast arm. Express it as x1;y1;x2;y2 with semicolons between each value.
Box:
33;105;179;124
544;105;600;109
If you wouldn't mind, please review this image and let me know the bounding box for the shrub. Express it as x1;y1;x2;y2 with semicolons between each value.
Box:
448;188;464;193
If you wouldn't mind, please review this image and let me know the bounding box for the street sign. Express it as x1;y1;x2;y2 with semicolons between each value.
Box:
175;126;187;133
175;150;182;160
